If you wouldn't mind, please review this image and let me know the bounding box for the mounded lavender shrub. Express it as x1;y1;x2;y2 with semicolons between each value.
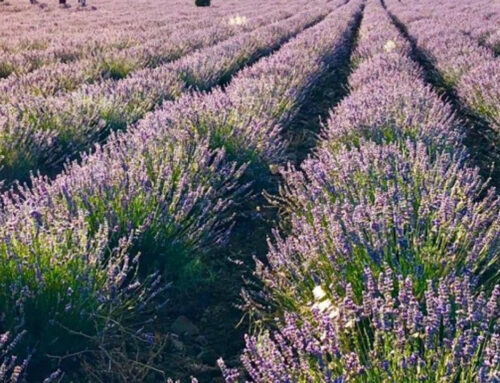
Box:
348;53;424;92
353;11;412;62
226;269;500;383
323;71;461;152
435;0;500;55
143;89;284;190
260;141;500;311
0;122;245;377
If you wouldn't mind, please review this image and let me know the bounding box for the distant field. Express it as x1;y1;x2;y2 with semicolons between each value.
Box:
0;0;499;381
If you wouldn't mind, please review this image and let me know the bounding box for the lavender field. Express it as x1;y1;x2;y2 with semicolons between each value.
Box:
0;0;499;381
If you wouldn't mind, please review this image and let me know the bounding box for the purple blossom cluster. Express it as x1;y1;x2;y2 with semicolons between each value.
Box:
227;0;500;381
385;0;500;134
0;329;30;383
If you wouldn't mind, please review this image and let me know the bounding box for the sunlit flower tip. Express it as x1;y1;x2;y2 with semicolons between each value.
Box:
313;285;327;301
228;15;247;26
328;307;340;319
383;40;396;52
345;319;356;329
313;299;333;313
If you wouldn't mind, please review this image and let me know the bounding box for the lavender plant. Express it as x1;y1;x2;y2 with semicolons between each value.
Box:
324;68;461;152
0;215;168;379
458;60;500;130
0;114;249;378
227;269;500;383
262;141;500;313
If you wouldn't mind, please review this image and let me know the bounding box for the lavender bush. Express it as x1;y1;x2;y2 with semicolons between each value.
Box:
0;105;249;378
228;270;500;383
263;141;500;307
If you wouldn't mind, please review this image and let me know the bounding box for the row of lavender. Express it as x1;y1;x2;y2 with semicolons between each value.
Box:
384;0;499;141
439;0;500;54
0;0;226;55
0;2;195;76
392;0;500;55
0;5;302;101
221;0;500;381
0;1;281;82
0;1;330;185
0;1;363;379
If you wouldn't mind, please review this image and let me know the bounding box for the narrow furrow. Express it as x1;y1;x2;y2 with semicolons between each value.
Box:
284;6;363;165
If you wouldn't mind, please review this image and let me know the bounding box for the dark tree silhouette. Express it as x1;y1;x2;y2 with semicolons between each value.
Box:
195;0;210;6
